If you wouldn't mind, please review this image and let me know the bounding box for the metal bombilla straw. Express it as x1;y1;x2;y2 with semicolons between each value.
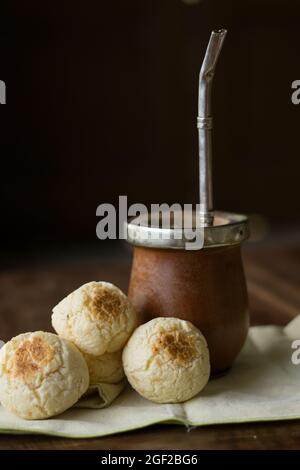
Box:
198;29;227;226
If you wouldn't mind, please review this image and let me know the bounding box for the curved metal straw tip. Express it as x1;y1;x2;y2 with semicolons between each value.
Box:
210;29;227;51
200;29;227;78
197;29;227;225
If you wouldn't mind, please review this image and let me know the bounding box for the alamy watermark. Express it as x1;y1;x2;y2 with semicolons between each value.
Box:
0;81;5;104
96;196;205;250
291;80;300;105
291;339;300;365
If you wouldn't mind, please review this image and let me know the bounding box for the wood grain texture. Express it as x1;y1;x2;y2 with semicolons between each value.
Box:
0;239;299;449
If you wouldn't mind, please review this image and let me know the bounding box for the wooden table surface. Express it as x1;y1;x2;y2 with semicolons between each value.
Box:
0;236;300;450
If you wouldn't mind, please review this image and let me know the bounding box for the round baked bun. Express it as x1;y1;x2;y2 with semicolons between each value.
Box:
122;317;210;403
51;282;137;356
83;350;124;384
0;331;89;420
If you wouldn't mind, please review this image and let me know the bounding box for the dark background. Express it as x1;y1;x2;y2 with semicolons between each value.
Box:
1;0;300;258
